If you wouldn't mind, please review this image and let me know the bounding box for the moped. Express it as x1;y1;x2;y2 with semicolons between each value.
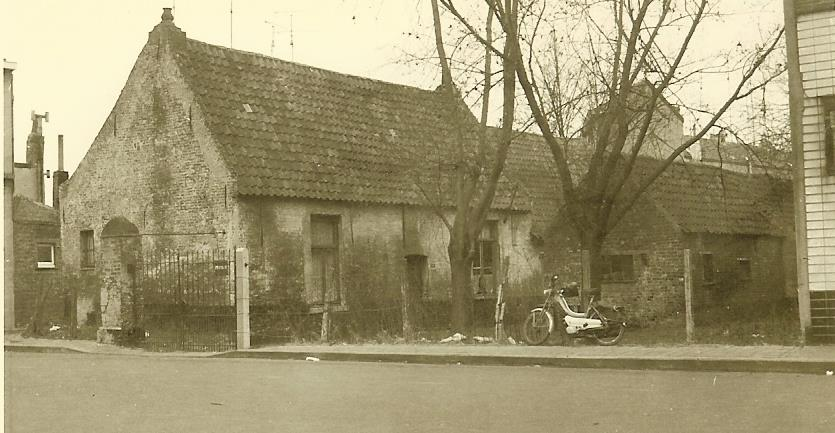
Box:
522;276;626;346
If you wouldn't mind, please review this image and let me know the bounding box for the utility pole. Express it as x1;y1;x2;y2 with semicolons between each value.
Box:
229;0;234;48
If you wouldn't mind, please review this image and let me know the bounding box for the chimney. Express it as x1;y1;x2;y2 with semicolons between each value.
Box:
52;134;69;210
148;7;186;49
27;111;48;204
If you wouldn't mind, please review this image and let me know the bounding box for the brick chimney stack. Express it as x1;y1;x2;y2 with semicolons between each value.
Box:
26;111;48;204
52;134;68;210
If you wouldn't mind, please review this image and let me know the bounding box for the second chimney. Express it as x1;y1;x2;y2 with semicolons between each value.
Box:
53;134;69;210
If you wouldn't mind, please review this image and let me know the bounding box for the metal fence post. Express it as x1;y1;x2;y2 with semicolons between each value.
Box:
235;247;251;349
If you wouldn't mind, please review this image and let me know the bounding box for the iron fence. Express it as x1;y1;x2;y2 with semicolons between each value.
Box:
137;249;237;352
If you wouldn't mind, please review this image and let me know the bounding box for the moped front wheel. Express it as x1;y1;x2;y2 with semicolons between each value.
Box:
522;308;553;346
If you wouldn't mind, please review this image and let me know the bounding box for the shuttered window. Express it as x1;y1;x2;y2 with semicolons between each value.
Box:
311;215;340;304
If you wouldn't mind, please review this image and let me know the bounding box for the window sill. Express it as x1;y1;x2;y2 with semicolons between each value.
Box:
36;264;56;270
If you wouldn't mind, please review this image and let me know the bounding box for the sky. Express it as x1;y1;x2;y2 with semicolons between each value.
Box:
2;0;784;202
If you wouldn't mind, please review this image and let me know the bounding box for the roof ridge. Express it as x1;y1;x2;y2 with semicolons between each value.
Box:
184;37;441;97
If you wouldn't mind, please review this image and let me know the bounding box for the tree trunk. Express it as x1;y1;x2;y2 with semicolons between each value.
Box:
448;239;473;335
580;229;605;309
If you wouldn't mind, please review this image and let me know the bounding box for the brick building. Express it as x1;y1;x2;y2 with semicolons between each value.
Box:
785;0;835;341
539;147;795;324
60;10;550;333
3;60;69;329
12;195;63;326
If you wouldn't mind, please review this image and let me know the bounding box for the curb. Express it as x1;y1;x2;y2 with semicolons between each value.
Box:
8;344;832;375
5;345;86;354
211;350;834;375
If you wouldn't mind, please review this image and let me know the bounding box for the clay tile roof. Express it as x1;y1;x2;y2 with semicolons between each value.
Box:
495;128;562;234
175;38;526;210
496;130;791;237
638;160;791;236
13;195;59;224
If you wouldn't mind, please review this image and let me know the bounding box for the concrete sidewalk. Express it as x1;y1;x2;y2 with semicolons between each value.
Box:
6;331;835;374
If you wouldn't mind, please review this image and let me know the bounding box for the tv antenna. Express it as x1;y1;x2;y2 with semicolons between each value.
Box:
265;18;278;56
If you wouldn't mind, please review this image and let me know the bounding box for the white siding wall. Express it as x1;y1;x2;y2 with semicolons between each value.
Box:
798;10;835;291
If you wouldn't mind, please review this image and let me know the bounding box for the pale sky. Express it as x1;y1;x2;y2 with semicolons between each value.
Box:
2;0;784;201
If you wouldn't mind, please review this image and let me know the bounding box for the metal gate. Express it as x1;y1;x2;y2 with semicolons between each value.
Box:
137;249;237;352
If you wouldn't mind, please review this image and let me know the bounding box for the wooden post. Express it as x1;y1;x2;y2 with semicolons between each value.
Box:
401;282;414;342
235;247;250;350
320;303;330;342
784;0;811;340
684;249;694;344
495;256;509;341
69;281;79;339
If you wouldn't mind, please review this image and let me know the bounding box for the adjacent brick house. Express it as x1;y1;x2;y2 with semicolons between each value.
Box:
60;10;548;332
3;60;68;328
12;195;64;326
540;148;795;323
785;0;835;341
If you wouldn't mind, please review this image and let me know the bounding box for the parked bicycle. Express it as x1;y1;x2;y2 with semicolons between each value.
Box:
522;275;626;346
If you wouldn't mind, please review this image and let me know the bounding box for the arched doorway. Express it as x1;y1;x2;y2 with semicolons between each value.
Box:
99;217;141;338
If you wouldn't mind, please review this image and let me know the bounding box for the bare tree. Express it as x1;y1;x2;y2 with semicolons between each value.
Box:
421;0;518;333
439;0;784;288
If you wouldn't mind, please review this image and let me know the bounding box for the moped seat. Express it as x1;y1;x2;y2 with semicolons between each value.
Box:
586;287;602;298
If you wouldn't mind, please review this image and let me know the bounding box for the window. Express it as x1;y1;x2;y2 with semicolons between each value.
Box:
80;230;95;269
472;221;498;294
702;253;715;283
823;96;835;176
601;255;636;282
36;244;55;269
310;215;340;304
737;257;752;281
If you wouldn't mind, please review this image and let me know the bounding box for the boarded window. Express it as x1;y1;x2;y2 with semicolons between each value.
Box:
36;244;55;269
702;253;715;283
310;215;340;304
80;230;95;269
737;257;752;281
601;255;636;282
472;221;499;294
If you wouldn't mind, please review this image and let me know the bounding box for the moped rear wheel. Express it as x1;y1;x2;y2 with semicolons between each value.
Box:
593;322;625;346
522;308;553;346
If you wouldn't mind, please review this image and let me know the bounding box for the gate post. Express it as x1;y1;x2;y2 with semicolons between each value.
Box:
235;248;251;350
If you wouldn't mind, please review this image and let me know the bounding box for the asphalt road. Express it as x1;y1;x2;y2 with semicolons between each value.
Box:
5;352;835;433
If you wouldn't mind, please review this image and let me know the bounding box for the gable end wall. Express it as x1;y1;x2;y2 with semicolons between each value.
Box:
60;35;242;321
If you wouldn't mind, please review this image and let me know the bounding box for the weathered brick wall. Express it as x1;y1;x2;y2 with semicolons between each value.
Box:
686;233;786;307
544;196;686;323
238;196;543;310
60;29;241;325
13;220;64;327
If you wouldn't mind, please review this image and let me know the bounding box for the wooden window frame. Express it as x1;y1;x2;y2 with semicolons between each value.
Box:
36;243;56;269
310;215;341;305
80;230;95;269
472;221;499;295
601;254;637;282
701;253;716;284
737;257;752;282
